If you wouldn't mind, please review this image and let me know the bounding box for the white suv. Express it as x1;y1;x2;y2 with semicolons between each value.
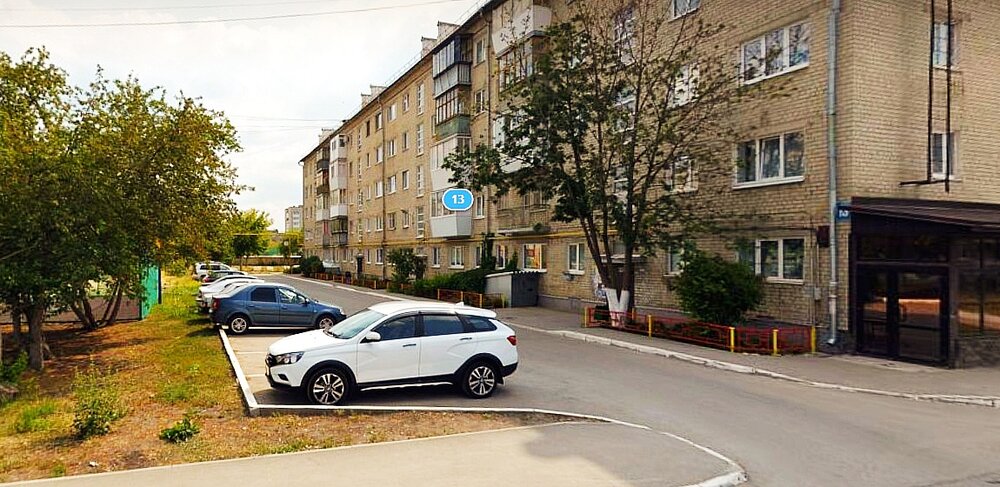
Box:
265;301;519;405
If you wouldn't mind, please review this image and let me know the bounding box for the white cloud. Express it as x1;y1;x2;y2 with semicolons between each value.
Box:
0;0;481;231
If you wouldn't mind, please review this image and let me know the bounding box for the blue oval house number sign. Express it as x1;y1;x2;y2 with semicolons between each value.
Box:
442;188;475;212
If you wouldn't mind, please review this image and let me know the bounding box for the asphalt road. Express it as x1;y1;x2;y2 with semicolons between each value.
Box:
246;275;1000;487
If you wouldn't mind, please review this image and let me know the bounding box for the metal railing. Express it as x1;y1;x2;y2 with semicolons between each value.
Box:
584;308;816;355
437;289;505;309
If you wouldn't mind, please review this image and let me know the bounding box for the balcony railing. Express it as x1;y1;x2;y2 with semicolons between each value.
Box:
330;204;349;218
435;114;470;140
315;208;329;222
429;212;472;238
497;205;550;235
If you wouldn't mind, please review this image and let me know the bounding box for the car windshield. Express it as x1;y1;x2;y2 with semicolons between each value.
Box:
324;310;385;339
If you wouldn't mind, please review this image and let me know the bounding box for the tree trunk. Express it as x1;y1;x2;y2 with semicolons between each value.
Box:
81;297;98;330
27;303;46;371
11;309;23;351
71;301;93;330
102;286;125;328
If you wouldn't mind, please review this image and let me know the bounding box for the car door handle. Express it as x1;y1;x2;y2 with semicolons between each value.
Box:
280;306;288;310
402;343;416;348
247;304;256;308
459;337;473;341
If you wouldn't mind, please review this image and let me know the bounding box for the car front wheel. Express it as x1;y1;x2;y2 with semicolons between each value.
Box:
307;368;350;405
461;361;498;399
227;314;250;335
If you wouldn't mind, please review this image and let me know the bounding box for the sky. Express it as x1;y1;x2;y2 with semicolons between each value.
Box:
0;0;481;231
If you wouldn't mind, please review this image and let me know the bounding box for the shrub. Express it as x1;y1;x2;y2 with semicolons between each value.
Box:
0;352;28;385
14;400;58;433
299;256;324;275
672;251;764;326
387;248;419;284
159;414;200;443
452;268;491;294
71;367;127;439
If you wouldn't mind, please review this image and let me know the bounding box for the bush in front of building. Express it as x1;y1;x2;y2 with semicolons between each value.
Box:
299;256;324;275
401;267;492;298
672;251;764;326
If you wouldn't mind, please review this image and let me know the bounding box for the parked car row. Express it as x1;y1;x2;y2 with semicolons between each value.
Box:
197;271;519;406
193;261;250;283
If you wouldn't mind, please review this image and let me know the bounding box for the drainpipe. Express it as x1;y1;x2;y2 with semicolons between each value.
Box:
378;95;388;281
826;0;841;345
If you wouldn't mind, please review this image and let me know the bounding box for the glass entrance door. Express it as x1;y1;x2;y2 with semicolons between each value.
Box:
858;270;891;356
856;268;949;363
897;272;946;362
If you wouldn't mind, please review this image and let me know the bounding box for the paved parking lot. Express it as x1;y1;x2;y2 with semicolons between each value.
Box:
224;275;1000;487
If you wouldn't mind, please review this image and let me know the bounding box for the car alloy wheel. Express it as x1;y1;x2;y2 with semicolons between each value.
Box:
317;316;336;331
308;369;348;405
463;362;497;399
228;316;249;335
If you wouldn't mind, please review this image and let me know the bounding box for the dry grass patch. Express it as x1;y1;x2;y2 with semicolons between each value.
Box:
0;276;559;482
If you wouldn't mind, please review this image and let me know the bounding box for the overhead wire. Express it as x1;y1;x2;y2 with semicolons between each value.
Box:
3;0;358;12
0;0;467;28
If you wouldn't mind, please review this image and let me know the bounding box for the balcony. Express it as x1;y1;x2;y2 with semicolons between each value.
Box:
497;205;551;236
492;4;551;55
330;203;349;218
328;232;348;246
315;207;329;222
330;161;348;189
433;64;471;97
429;212;472;239
331;137;348;160
435;114;470;140
315;168;329;192
430;167;455;192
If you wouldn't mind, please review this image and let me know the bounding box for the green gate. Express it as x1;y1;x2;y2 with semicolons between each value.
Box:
140;266;161;319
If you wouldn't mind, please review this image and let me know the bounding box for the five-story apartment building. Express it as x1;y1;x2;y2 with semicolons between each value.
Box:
300;0;1000;367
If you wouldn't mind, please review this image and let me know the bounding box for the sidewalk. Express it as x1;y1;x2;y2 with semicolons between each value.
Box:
293;276;1000;401
6;423;739;487
495;306;1000;399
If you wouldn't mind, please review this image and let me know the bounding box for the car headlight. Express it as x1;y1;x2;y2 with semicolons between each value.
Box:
272;352;304;365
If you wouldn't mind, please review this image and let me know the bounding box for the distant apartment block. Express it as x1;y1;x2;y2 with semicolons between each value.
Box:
284;205;303;232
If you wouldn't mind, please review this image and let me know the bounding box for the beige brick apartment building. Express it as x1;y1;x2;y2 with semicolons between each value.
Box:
299;0;1000;367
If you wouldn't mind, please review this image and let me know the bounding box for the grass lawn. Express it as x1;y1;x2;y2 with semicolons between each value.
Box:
0;276;553;482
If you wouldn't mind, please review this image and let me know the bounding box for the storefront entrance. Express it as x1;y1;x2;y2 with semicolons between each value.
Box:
848;197;1000;367
857;268;948;363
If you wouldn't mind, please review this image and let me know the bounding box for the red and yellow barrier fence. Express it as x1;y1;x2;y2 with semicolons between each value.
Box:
584;308;816;355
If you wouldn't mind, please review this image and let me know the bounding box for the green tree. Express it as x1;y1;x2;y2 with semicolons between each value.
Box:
229;209;271;267
445;0;764;311
281;230;303;259
0;48;241;369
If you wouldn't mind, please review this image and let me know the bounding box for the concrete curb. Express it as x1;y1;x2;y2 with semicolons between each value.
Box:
218;329;259;414
218;330;748;487
509;323;1000;409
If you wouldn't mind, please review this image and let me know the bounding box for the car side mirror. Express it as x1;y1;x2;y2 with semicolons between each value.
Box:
361;331;381;343
302;299;310;306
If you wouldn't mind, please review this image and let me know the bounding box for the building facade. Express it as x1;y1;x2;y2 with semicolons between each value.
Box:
299;0;1000;367
284;205;303;232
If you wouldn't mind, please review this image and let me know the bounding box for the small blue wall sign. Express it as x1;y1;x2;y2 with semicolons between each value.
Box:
441;188;475;212
835;202;851;221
